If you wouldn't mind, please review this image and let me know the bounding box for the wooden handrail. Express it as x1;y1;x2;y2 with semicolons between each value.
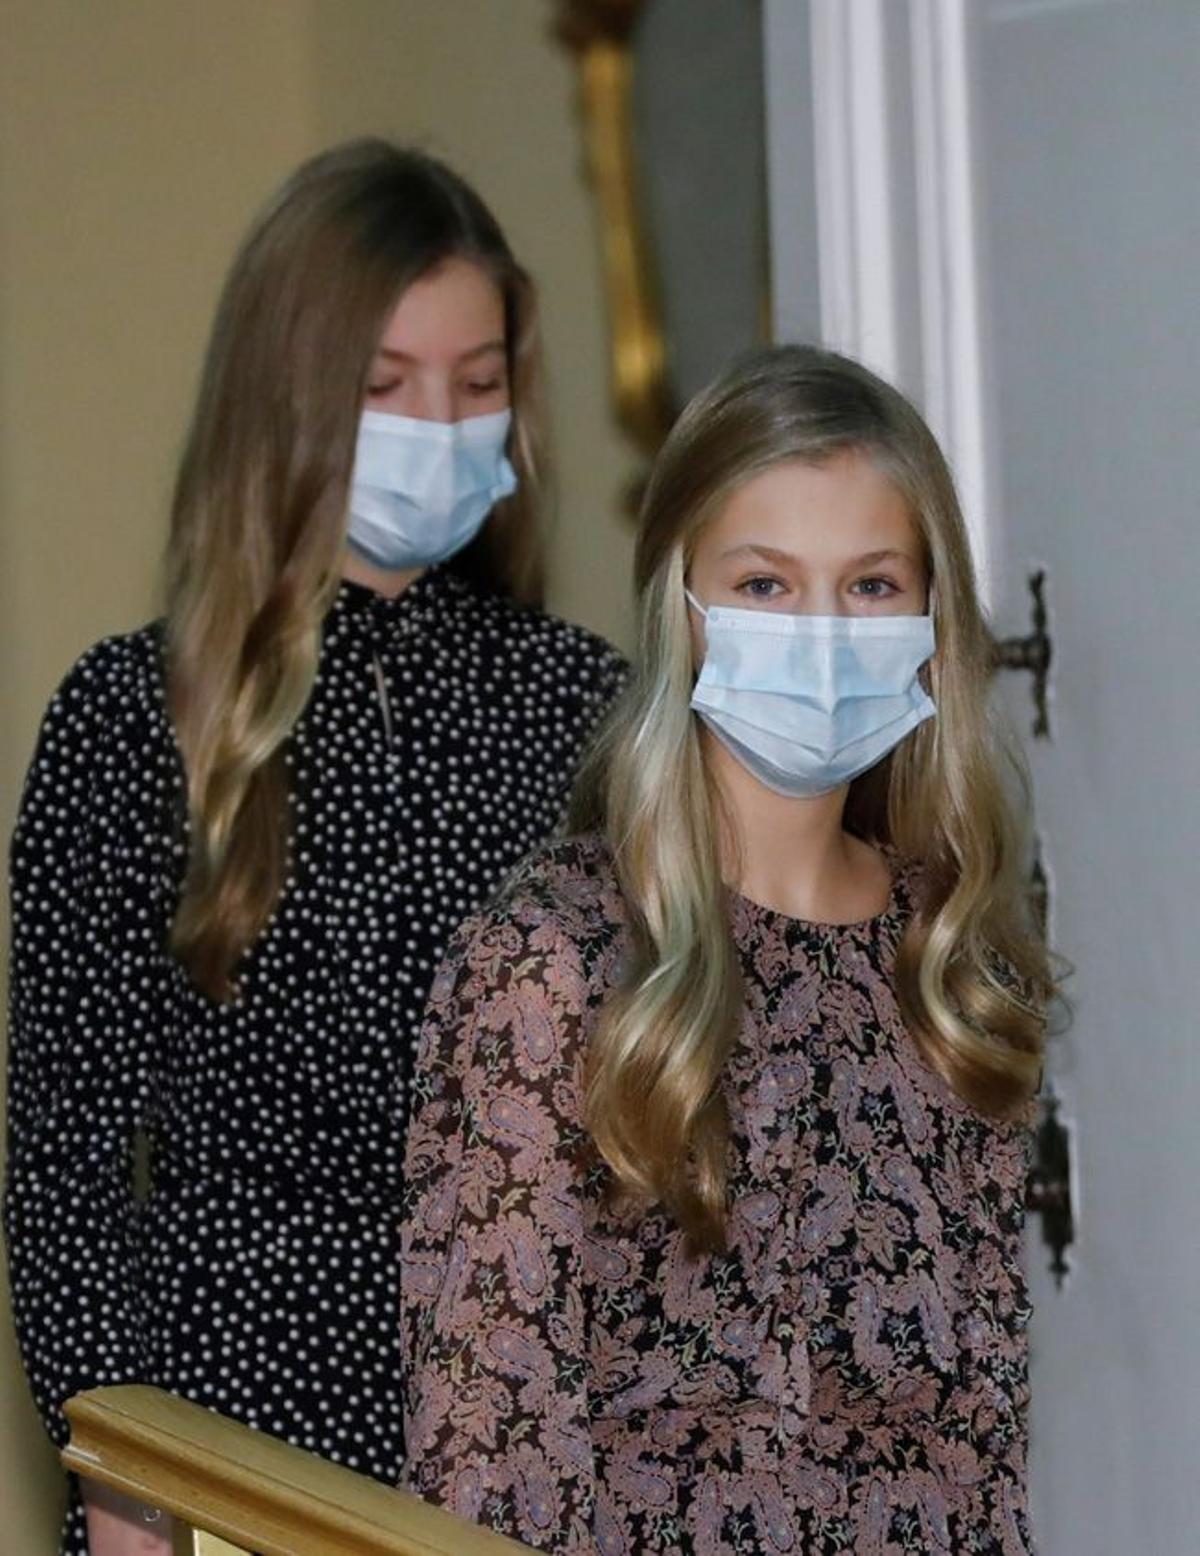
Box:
63;1387;531;1555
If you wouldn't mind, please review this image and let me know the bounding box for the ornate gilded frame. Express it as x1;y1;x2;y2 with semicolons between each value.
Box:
554;1;672;456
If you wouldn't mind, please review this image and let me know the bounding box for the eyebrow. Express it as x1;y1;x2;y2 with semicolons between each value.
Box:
374;339;507;365
719;543;919;568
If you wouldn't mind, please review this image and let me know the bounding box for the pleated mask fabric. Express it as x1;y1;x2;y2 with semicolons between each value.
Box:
687;591;936;797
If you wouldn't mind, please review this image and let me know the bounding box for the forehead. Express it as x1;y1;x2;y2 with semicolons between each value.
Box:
699;450;921;565
376;255;505;358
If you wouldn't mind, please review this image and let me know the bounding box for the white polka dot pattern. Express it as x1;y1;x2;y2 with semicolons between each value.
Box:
3;565;625;1553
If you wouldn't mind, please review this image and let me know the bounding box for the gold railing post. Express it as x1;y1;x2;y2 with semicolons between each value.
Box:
64;1386;532;1555
186;1532;250;1556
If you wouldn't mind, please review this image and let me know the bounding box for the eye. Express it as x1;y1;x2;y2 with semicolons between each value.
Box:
735;574;787;601
464;377;506;397
366;379;401;398
850;575;901;600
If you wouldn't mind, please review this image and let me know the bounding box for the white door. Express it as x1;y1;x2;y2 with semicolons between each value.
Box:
767;3;1200;1551
972;6;1200;1551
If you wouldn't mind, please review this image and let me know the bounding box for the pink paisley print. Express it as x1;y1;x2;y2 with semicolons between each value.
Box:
400;836;1035;1553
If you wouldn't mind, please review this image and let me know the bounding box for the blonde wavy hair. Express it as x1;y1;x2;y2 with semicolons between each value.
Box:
570;345;1053;1252
167;140;546;1000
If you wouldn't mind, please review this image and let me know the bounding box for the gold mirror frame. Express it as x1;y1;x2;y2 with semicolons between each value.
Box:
554;1;672;457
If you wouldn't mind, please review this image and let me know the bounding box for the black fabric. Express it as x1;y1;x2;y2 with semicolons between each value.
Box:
3;567;625;1554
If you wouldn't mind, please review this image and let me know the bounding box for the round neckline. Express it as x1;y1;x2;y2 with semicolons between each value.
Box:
728;845;905;936
333;562;460;619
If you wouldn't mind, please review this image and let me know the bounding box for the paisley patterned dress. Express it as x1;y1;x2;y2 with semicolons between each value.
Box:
400;835;1034;1554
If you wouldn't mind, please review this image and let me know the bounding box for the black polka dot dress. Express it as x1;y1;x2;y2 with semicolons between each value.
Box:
3;566;625;1554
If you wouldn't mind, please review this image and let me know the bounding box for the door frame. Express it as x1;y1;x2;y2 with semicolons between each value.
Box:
772;0;999;603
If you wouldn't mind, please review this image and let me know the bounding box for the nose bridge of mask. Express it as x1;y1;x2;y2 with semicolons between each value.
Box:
692;596;931;710
352;409;514;500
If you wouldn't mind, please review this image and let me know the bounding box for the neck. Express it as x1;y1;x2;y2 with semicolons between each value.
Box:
341;549;426;600
703;729;889;924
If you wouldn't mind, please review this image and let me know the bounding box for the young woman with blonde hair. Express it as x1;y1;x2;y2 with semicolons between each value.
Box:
5;140;624;1555
401;345;1053;1553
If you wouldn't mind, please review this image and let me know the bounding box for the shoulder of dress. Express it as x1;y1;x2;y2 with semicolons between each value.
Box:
461;590;629;682
28;625;175;797
426;835;628;1035
49;622;167;720
16;624;178;838
485;832;629;949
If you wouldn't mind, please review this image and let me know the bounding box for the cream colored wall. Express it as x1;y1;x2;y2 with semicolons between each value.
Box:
308;1;641;644
0;3;637;1549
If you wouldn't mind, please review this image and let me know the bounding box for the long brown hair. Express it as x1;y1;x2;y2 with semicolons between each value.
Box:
167;140;546;1000
571;345;1054;1252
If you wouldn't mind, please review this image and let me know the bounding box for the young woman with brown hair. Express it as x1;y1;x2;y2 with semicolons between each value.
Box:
4;140;624;1554
400;345;1053;1553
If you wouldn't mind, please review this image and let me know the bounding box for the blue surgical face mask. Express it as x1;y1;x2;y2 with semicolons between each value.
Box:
347;408;518;571
687;590;937;798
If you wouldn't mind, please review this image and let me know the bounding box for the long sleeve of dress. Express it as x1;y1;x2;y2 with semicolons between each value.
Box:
911;1107;1034;1554
4;641;171;1446
962;1110;1035;1552
400;903;597;1552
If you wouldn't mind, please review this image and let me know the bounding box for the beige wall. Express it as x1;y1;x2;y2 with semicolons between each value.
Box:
0;3;638;1548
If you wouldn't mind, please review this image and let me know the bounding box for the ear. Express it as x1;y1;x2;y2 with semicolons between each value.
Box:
684;589;709;676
